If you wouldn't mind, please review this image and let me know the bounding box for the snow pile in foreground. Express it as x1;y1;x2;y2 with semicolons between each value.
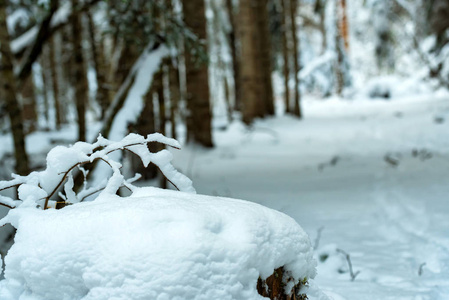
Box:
0;187;316;300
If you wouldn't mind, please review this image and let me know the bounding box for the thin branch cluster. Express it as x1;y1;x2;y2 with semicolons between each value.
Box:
0;133;195;215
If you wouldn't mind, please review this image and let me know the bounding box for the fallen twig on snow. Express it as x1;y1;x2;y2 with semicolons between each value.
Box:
336;248;360;281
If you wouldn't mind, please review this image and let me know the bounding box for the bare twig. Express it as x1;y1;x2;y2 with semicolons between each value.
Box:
336;248;360;281
2;135;188;212
313;227;324;250
418;262;426;276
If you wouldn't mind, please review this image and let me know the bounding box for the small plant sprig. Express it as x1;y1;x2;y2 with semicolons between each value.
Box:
0;133;195;216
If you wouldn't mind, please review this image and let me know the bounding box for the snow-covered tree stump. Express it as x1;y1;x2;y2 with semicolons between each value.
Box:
257;267;308;300
0;134;316;300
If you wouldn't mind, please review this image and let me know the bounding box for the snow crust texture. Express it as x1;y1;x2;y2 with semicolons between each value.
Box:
0;187;316;300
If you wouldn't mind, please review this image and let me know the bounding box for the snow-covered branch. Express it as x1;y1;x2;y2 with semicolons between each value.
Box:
0;133;195;219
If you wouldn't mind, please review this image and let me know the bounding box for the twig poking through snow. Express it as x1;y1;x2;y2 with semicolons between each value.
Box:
0;133;195;218
384;152;401;167
313;227;324;250
336;248;360;281
418;262;426;276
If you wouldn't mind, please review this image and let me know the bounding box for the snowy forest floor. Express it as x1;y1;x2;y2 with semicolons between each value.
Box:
174;95;449;300
1;94;449;299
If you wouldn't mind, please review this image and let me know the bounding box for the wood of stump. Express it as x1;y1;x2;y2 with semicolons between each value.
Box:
257;267;308;300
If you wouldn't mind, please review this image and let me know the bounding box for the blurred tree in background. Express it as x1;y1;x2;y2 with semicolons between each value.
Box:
0;0;448;178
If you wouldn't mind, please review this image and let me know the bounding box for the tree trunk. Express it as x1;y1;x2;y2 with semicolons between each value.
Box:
168;59;180;140
71;0;88;141
225;0;241;112
49;34;64;129
338;0;349;51
334;0;345;96
290;0;302;118
20;75;38;133
0;0;30;175
281;0;291;113
130;67;164;181
182;0;214;147
258;0;275;116
86;10;110;119
314;0;327;54
238;0;264;124
40;47;51;127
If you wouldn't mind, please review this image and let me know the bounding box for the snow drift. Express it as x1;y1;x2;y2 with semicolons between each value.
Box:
0;133;316;300
0;188;316;300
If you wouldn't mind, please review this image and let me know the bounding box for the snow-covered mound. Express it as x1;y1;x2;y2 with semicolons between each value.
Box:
0;187;316;300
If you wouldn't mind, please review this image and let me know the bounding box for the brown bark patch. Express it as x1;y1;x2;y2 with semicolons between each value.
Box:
257;267;308;300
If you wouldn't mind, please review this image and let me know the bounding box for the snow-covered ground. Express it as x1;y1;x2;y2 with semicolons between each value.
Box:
1;93;449;299
173;94;449;300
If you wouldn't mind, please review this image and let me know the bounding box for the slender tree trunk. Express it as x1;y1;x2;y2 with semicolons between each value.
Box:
225;0;241;112
257;0;275;116
130;66;165;181
238;0;264;124
0;0;30;175
49;34;64;128
131;72;159;180
40;47;51;126
182;0;214;147
168;59;180;140
335;0;345;96
338;0;349;51
71;0;88;141
86;10;110;119
281;0;291;113
314;0;327;53
20;76;38;133
156;66;167;189
290;0;302;118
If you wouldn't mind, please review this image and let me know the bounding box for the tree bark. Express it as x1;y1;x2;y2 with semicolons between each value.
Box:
182;0;213;147
238;0;264;124
257;0;275;116
49;34;64;128
86;10;110;119
168;59;180;140
20;75;38;133
70;0;89;141
314;0;327;54
334;0;345;96
257;267;308;300
0;0;30;175
225;0;241;112
338;0;349;51
290;0;302;118
281;0;291;113
40;46;51;126
130;69;160;181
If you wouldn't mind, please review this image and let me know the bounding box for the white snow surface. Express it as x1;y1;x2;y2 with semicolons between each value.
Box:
0;187;316;300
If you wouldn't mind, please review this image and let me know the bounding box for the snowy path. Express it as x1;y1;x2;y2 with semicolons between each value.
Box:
174;96;449;300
